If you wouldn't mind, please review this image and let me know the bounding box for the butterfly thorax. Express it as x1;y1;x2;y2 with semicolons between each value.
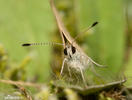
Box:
63;44;90;71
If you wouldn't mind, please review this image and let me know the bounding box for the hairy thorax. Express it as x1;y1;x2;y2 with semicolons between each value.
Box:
64;44;90;71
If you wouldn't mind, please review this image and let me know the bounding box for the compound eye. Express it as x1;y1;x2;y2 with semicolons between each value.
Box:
64;48;67;55
72;46;76;54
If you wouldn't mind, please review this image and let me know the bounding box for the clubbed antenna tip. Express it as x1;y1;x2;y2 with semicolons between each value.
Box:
92;21;98;27
22;43;31;46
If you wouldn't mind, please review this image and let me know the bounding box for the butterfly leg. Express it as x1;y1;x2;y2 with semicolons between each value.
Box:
68;66;71;77
79;67;87;87
88;57;106;67
60;58;66;76
90;63;102;78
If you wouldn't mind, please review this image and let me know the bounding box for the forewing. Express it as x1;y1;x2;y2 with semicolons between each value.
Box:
50;0;74;47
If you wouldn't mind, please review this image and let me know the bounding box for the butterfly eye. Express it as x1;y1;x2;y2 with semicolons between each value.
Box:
64;48;67;55
72;46;76;54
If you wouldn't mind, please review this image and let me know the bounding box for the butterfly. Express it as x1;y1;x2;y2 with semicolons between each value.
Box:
49;0;106;86
22;0;126;87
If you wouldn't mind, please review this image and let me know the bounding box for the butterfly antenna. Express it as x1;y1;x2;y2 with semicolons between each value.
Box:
72;21;98;44
22;42;64;47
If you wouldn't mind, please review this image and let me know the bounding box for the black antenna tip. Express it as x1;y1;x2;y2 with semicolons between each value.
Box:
22;43;31;46
92;21;98;27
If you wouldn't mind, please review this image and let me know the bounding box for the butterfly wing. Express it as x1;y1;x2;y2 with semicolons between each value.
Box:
50;0;83;50
50;0;73;47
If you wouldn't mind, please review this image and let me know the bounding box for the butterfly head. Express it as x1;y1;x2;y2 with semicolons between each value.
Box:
63;44;76;59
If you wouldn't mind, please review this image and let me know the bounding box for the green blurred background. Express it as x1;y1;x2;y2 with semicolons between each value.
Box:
0;0;132;86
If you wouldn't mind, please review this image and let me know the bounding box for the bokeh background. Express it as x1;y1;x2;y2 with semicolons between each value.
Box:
0;0;132;93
